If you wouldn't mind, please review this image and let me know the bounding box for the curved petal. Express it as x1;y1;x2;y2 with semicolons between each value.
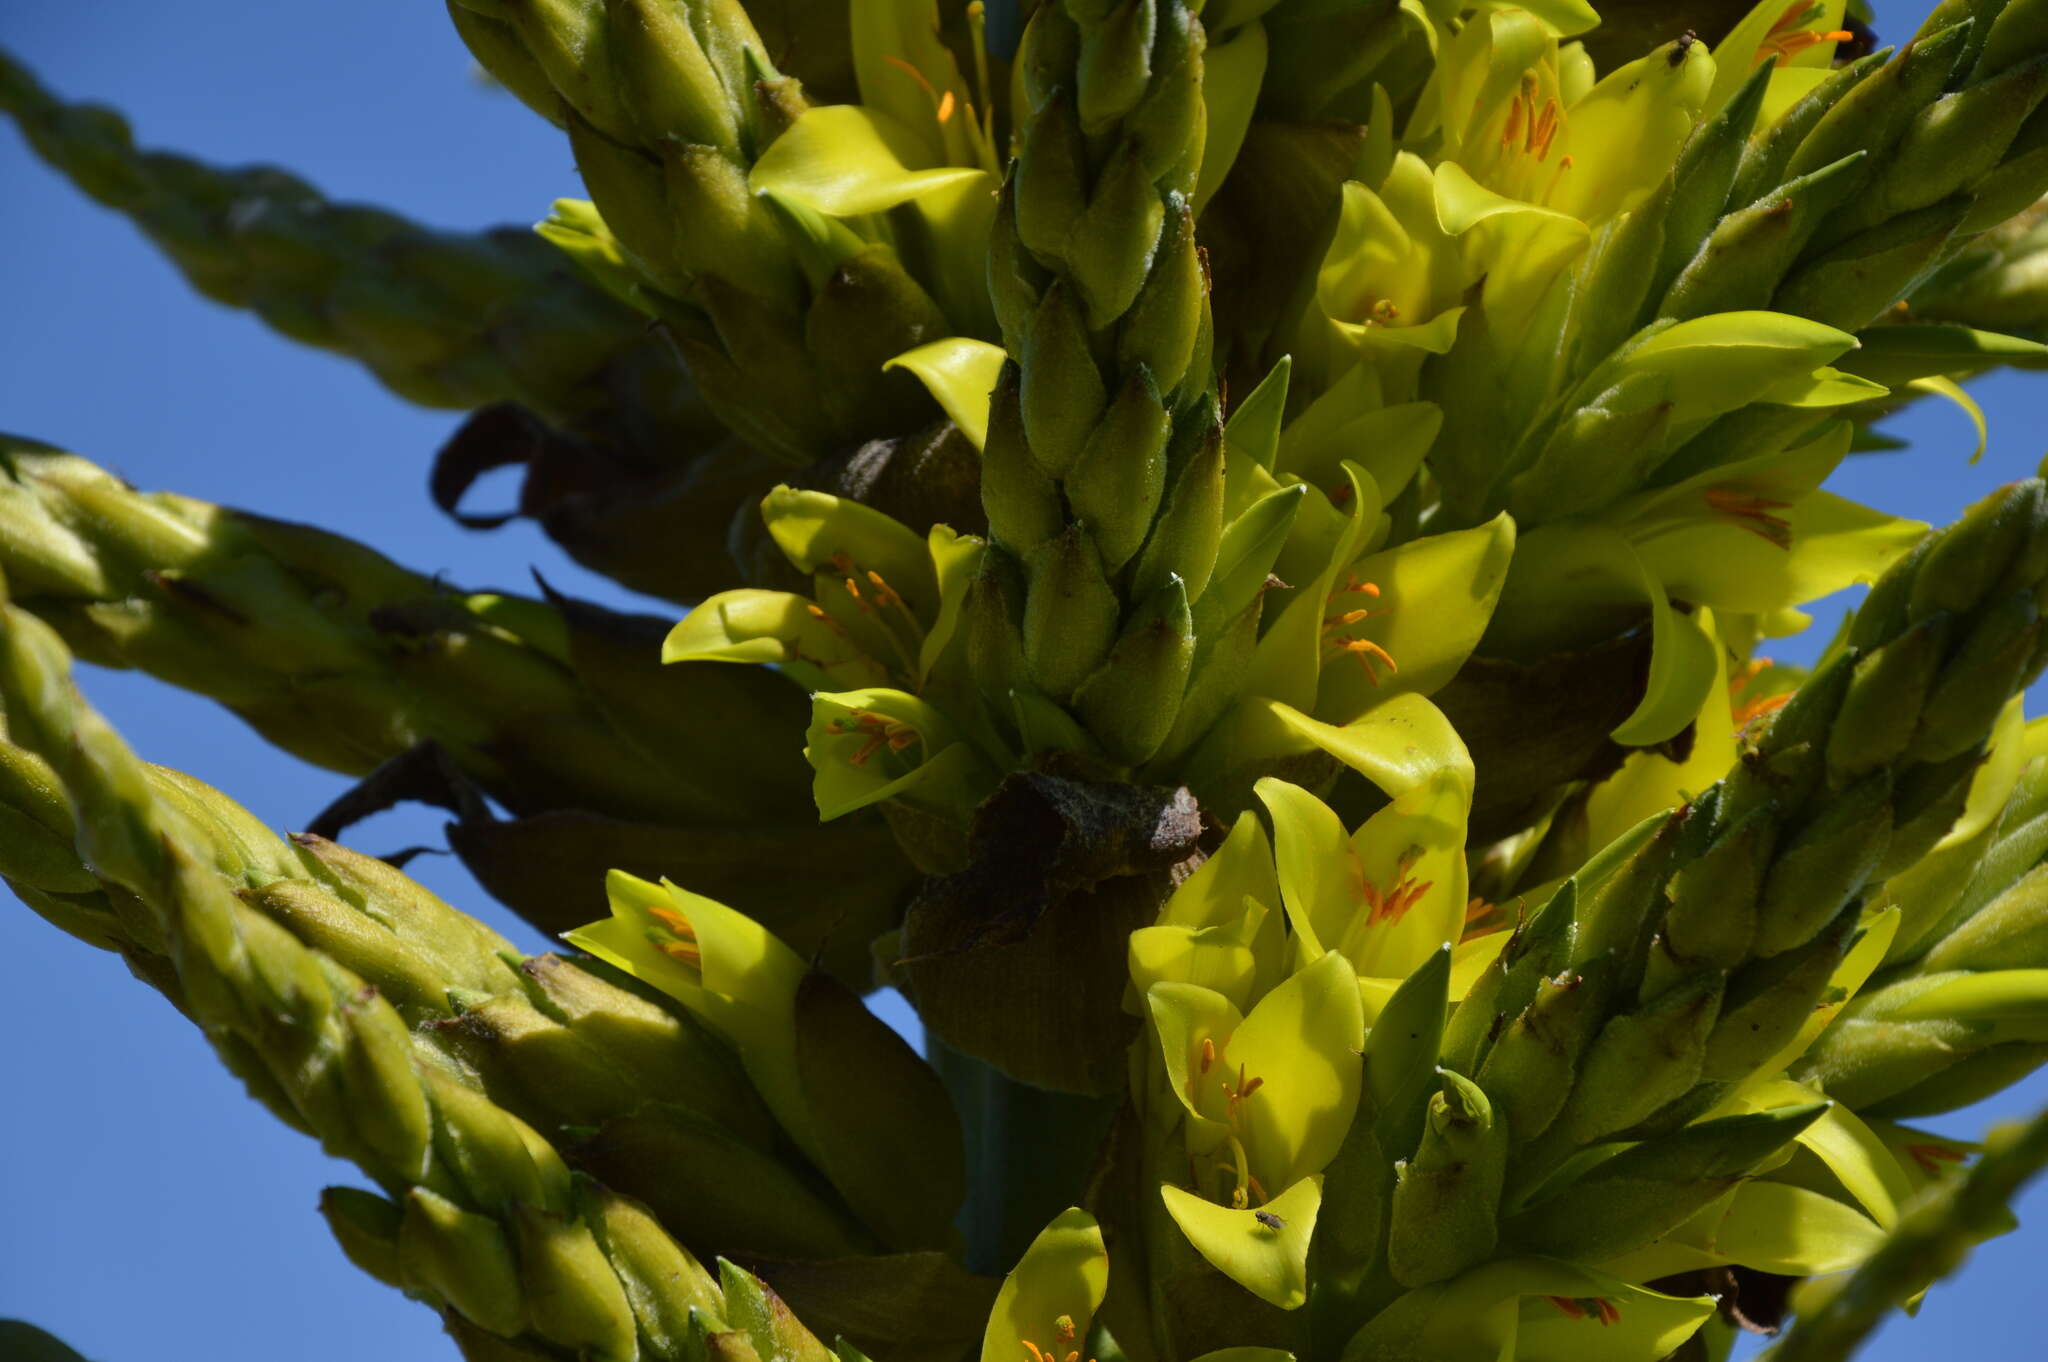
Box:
885;339;1006;450
1230;950;1365;1189
1161;1175;1323;1309
763;485;941;617
1313;514;1516;723
982;1208;1108;1362
663;589;890;693
751;104;984;217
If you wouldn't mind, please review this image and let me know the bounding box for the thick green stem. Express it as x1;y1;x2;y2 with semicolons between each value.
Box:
929;1034;1121;1275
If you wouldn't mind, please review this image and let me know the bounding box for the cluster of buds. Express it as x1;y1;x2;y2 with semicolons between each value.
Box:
13;3;2048;1362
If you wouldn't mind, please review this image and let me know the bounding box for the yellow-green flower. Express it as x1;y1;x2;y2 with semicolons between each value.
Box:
1491;411;1923;746
1343;1257;1715;1362
666;484;1002;827
566;869;814;1161
981;1208;1109;1362
1147;948;1363;1307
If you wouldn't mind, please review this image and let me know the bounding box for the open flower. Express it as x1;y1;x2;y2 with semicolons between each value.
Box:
1344;1257;1716;1362
666;484;1003;832
1146;949;1363;1307
981;1208;1109;1362
565;869;815;1161
749;0;1002;339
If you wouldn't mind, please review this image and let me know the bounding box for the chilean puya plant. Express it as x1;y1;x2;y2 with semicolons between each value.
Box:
10;2;2048;1359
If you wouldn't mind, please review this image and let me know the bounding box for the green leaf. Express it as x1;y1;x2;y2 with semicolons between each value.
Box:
1225;356;1293;474
1838;325;2048;385
1615;1181;1887;1277
1616;311;1859;423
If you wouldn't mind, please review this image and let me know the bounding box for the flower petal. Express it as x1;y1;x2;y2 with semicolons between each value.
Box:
1161;1175;1323;1309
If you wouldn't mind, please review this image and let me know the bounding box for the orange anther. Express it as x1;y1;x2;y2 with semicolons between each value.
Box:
656;939;703;969
1200;1036;1216;1073
1756;3;1852;65
1532;99;1562;160
646;905;697;941
1704;487;1794;548
1907;1142;1968;1176
1341;637;1400;683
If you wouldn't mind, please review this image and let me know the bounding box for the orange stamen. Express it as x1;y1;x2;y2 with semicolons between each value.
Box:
882;53;942;102
1531;99;1562;160
655;939;702;969
1340;637;1400;683
803;601;849;637
646;905;697;941
1907;1142;1968;1176
1199;1036;1216;1074
1461;895;1507;942
1501;94;1526;150
1704;487;1795;548
1364;873;1434;928
1755;4;1852;66
826;709;921;767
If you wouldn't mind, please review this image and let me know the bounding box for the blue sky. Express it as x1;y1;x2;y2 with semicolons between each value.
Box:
1;3;2045;1359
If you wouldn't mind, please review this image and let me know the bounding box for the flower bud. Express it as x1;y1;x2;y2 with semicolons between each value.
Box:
1023;524;1121;699
1068;367;1173;571
1388;1070;1506;1286
1076;574;1194;764
1020;281;1108;477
